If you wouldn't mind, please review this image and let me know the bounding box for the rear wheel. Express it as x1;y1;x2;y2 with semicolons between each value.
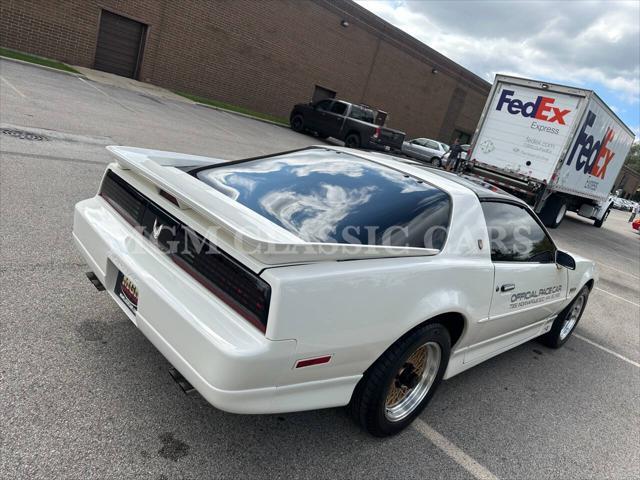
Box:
344;133;361;149
290;114;304;132
540;195;567;228
539;286;589;348
349;323;450;436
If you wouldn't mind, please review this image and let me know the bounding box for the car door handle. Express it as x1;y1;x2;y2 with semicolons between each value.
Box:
500;284;515;292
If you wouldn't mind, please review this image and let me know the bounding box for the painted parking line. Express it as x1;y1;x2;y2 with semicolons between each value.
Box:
574;334;640;368
0;75;26;98
596;261;640;280
413;419;499;480
594;287;640;307
77;77;137;113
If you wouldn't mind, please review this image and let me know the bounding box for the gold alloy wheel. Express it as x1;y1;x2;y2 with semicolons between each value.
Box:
384;341;441;422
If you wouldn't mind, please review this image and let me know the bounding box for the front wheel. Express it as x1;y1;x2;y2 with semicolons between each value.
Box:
594;209;609;228
539;286;590;348
431;157;442;167
290;114;304;132
349;324;450;436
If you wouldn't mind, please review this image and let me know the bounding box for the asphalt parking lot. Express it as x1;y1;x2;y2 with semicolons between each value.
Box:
1;59;639;480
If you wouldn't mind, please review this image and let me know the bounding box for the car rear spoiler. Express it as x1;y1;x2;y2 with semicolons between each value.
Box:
107;146;440;265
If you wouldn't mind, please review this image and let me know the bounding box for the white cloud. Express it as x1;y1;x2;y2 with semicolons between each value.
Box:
355;0;640;104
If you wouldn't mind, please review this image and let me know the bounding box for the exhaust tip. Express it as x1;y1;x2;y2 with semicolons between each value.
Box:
168;367;195;395
85;271;105;291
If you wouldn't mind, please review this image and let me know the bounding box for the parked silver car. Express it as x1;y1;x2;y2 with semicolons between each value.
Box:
401;138;449;166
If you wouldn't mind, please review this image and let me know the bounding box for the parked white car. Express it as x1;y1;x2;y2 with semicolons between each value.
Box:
73;145;596;436
401;138;449;166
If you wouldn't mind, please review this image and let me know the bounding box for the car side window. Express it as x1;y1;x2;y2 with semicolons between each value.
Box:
330;102;347;115
481;201;556;263
424;140;439;150
315;100;333;112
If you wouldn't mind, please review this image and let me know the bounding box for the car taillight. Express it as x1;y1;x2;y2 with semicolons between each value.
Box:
99;170;271;332
176;226;271;331
159;189;180;207
373;127;380;139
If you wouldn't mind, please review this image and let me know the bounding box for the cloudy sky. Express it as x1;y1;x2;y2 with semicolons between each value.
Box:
355;0;640;137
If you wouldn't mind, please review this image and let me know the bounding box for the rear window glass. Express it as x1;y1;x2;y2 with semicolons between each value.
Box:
195;149;451;249
349;105;375;123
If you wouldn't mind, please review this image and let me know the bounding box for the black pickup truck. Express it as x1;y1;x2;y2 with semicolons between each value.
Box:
289;99;406;151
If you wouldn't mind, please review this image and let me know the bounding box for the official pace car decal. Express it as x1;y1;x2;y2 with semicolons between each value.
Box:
509;285;563;309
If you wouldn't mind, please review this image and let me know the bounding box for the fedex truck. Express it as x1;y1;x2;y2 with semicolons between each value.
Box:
466;75;634;228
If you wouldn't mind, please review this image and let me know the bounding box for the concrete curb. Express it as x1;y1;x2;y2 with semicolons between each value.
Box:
194;102;289;129
0;55;84;77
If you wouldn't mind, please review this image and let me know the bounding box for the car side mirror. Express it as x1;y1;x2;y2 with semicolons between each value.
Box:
555;250;576;270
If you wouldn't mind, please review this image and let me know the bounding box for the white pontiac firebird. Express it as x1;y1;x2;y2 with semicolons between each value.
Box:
73;146;596;436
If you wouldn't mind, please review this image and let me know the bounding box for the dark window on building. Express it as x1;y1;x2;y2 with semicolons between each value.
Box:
452;129;472;144
349;105;375;123
481;201;555;263
312;85;336;103
330;101;348;115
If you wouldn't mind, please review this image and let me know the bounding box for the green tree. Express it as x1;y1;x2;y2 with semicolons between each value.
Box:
624;142;640;173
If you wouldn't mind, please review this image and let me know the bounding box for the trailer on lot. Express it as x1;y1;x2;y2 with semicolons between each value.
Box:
466;75;634;228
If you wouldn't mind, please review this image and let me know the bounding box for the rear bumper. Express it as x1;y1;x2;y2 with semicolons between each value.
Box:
365;137;402;152
73;196;359;413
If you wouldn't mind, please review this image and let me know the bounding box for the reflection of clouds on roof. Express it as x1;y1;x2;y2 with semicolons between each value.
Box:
260;184;376;242
195;148;452;248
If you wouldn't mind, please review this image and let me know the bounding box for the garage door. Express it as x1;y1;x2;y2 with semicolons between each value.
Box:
94;11;146;79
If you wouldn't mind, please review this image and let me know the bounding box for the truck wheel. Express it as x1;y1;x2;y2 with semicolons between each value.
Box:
594;209;609;228
539;286;589;348
348;324;450;437
290;114;304;132
540;195;567;228
345;133;361;149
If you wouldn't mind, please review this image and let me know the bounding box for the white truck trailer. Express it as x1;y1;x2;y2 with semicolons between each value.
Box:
466;75;634;228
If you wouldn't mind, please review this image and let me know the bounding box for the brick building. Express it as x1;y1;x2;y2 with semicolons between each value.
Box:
0;0;491;141
614;165;640;200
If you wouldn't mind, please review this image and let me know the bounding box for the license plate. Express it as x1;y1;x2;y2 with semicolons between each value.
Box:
115;271;139;313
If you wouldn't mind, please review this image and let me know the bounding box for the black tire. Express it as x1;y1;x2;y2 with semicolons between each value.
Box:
290;114;304;132
349;323;450;437
431;157;441;167
539;195;567;228
594;209;609;228
539;286;590;348
344;132;361;149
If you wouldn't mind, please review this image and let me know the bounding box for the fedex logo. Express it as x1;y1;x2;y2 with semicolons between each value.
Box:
496;89;571;124
566;110;615;180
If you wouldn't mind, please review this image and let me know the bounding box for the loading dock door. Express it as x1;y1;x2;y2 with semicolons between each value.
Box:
94;11;146;79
